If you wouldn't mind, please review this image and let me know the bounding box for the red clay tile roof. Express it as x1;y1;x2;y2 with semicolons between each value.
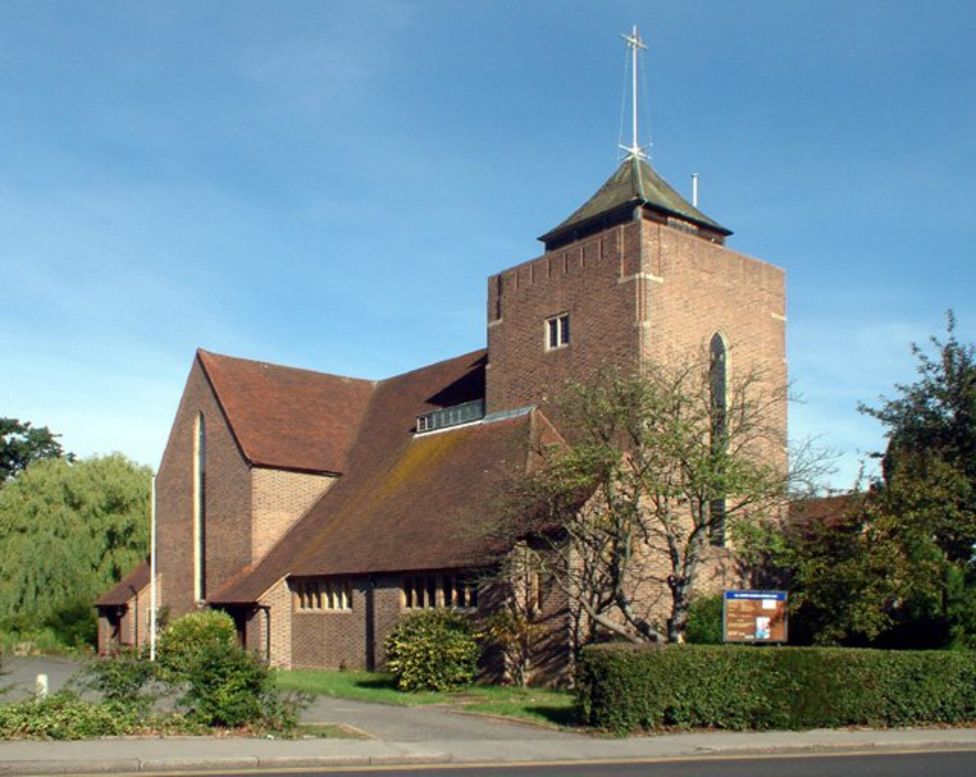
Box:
95;559;150;607
210;349;554;603
198;350;375;474
787;494;862;530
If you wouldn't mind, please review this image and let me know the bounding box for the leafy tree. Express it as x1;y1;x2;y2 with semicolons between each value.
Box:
772;495;908;645
775;313;976;648
0;454;150;636
499;359;789;645
0;418;70;484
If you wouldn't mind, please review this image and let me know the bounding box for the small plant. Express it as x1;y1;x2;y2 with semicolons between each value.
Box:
385;610;480;692
484;609;539;687
0;654;11;696
78;647;158;715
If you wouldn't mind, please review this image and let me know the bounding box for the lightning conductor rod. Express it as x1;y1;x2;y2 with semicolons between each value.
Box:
620;24;647;159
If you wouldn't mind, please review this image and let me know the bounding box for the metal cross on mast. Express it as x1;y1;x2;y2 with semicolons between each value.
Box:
620;24;648;160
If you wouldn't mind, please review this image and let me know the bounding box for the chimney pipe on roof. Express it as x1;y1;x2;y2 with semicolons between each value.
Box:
691;173;700;208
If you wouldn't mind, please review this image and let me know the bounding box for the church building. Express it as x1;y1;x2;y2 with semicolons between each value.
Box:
97;31;786;683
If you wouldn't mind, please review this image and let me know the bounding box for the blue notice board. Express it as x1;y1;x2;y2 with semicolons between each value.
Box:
723;590;788;643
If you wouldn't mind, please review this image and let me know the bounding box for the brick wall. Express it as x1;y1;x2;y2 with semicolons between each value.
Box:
640;219;787;470
251;468;336;562
155;358;253;617
290;577;364;670
486;221;643;421
251;578;292;668
287;571;494;673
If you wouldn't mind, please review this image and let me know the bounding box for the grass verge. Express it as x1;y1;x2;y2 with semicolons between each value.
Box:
275;669;576;728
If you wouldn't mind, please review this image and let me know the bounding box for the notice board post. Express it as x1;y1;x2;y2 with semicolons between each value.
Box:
723;590;788;643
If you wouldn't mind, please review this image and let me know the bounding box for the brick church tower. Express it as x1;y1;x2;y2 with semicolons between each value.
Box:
485;154;787;430
485;27;785;437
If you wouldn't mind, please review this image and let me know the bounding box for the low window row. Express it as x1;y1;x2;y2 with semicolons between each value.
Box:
403;574;478;610
293;578;352;611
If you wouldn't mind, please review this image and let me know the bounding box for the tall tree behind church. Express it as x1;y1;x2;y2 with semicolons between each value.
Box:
0;453;150;647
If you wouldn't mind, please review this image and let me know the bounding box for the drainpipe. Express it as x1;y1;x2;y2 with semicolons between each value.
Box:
129;585;138;648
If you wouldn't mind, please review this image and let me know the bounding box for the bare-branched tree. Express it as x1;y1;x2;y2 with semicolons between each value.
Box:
496;355;792;646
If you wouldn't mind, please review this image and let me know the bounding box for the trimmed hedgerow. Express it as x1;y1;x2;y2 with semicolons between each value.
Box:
575;643;976;734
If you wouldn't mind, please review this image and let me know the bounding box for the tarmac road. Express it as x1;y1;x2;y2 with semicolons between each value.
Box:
90;750;976;777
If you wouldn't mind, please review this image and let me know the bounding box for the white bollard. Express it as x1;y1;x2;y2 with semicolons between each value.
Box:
35;673;49;697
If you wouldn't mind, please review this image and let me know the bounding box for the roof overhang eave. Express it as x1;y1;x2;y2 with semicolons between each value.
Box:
537;200;643;245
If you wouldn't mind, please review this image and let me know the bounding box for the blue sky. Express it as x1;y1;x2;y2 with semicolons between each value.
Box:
2;1;974;489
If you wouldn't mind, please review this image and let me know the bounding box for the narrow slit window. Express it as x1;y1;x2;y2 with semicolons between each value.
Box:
709;333;728;547
402;574;479;611
293;578;352;611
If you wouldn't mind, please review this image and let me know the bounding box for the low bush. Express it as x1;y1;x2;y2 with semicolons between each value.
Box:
385;610;480;691
0;691;136;739
175;640;280;727
576;643;976;734
79;647;159;715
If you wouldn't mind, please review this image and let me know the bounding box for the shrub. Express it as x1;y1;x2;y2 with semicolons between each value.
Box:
156;609;237;680
156;610;307;730
575;643;976;734
385;610;480;691
685;595;723;644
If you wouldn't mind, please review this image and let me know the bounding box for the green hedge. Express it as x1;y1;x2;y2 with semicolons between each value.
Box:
575;644;976;734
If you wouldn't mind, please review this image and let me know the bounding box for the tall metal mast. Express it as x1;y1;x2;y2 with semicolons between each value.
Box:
620;24;648;160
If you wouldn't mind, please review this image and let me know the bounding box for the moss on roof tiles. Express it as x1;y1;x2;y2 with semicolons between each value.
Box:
539;156;730;242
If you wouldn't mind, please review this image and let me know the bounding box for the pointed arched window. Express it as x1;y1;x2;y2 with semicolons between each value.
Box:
193;412;206;601
708;333;728;547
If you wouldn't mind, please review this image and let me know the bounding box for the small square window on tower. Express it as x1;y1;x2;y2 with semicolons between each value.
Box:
546;313;570;350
